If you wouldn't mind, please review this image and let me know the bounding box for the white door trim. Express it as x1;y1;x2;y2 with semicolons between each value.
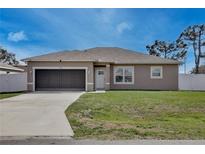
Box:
32;67;88;91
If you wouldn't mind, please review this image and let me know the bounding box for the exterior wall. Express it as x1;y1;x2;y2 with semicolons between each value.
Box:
27;61;178;91
0;73;27;92
27;61;94;91
105;64;111;90
110;64;178;90
179;74;205;90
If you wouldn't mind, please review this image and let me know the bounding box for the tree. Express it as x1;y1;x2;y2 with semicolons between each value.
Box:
190;65;205;74
146;40;187;61
177;24;205;74
0;47;19;65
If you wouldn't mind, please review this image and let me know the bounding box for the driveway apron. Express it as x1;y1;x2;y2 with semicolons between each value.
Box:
0;91;83;137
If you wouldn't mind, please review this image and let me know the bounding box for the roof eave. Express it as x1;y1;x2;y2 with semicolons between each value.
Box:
114;62;180;65
0;67;24;72
22;59;97;62
22;60;180;65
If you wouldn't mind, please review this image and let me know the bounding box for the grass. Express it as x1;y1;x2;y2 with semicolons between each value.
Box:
65;91;205;140
0;92;22;100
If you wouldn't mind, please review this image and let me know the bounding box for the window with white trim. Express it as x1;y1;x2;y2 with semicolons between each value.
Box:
151;66;163;79
114;66;134;84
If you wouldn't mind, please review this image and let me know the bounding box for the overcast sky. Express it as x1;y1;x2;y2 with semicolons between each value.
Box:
1;8;205;72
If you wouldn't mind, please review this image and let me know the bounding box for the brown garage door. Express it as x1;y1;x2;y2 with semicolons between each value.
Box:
35;69;85;91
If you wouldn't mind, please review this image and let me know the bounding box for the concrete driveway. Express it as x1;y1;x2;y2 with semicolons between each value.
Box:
0;91;83;137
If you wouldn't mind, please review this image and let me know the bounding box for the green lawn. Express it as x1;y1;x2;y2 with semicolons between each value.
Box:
65;91;205;140
0;92;22;100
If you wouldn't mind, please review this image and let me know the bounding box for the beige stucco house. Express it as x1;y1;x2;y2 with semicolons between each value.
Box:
22;47;179;91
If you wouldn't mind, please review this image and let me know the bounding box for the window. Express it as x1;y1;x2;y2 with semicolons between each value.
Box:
115;67;123;82
114;66;134;84
98;70;104;75
151;66;163;79
124;67;133;82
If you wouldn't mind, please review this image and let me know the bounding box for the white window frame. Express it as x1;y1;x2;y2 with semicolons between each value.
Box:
150;66;163;79
113;66;134;84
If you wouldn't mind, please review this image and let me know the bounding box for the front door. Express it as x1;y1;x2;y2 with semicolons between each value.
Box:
95;68;105;90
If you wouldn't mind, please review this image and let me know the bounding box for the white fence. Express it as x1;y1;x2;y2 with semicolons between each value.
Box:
1;73;204;92
179;74;205;91
0;73;27;93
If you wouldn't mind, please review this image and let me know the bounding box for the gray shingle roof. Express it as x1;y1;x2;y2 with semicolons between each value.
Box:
22;47;180;64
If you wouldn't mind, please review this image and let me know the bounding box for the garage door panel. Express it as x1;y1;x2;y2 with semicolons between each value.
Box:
36;70;60;89
35;69;85;90
48;70;60;88
35;70;48;88
61;70;85;89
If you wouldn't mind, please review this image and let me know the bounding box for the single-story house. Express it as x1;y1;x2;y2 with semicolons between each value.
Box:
0;62;24;74
22;47;179;91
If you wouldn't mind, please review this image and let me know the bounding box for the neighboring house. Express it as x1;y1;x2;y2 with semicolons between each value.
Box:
15;64;28;72
0;62;24;74
22;47;179;91
0;63;27;93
